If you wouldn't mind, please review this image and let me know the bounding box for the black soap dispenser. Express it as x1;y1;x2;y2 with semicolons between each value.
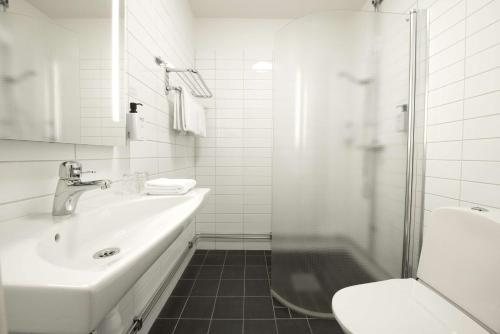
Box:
127;102;144;140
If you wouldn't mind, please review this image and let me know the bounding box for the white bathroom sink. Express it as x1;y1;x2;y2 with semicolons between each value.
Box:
0;188;210;334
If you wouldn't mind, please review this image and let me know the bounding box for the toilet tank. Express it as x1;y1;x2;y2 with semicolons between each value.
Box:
417;207;500;333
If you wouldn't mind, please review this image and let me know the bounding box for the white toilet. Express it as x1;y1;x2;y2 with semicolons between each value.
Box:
332;207;500;334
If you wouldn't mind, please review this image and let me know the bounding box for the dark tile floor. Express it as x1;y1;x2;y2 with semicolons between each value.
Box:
149;250;344;334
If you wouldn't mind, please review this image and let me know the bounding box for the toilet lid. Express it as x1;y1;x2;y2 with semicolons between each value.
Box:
332;279;489;334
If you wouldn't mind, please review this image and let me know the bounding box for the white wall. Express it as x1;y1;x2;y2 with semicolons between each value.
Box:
2;0;198;332
365;0;500;226
0;0;196;223
193;19;288;249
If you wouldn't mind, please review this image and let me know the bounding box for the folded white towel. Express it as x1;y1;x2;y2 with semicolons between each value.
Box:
145;178;196;195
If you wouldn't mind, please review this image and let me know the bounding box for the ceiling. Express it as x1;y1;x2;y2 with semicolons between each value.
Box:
189;0;368;18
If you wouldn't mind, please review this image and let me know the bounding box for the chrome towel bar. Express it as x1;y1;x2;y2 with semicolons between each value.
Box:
155;56;213;98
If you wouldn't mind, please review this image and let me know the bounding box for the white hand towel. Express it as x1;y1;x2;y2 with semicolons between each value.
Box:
145;178;196;195
173;89;184;132
197;107;207;137
182;92;201;135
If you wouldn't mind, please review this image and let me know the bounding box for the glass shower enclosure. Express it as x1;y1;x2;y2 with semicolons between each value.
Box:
271;10;427;317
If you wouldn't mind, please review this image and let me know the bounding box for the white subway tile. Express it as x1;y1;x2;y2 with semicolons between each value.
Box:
462;160;500;184
461;181;500;208
462;138;500;160
464;91;500;118
463;114;500;139
465;67;500;98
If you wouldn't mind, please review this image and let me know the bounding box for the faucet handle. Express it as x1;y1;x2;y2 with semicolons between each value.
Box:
59;161;83;180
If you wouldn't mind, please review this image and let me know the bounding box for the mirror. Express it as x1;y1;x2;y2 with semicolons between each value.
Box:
0;0;126;146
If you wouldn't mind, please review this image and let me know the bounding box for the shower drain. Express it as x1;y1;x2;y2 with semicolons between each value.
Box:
93;247;120;259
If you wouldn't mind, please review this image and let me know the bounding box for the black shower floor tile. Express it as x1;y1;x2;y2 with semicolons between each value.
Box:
149;250;345;334
218;279;244;296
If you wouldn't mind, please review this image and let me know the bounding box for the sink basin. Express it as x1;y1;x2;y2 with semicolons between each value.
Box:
0;188;210;334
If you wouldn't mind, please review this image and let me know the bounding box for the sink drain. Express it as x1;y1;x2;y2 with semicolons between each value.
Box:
93;247;120;259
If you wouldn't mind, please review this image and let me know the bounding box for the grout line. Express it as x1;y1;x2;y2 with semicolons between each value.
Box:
170;252;206;333
242;250;246;334
265;251;279;334
205;251;226;334
458;0;468;208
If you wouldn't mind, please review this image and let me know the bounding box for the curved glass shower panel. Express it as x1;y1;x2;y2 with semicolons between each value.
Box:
271;11;413;316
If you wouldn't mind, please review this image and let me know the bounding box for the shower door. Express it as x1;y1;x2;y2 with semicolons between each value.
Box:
271;10;427;317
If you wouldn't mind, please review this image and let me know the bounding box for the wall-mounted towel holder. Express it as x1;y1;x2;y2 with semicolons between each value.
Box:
155;56;213;98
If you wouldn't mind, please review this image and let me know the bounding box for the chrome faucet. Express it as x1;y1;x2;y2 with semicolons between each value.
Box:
52;161;112;216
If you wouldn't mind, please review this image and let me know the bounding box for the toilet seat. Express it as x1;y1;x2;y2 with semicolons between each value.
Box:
332;278;489;334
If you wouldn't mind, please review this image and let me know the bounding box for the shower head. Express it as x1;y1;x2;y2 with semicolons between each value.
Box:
338;72;372;85
2;70;36;84
155;56;166;67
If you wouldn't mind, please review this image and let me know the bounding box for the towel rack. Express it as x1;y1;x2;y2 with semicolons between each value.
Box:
155;56;213;98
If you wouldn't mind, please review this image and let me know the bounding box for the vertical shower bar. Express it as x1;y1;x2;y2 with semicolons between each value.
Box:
402;10;418;278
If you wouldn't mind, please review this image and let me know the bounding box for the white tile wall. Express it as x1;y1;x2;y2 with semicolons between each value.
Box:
1;0;197;331
0;0;196;224
365;0;500;223
193;19;287;250
194;49;273;250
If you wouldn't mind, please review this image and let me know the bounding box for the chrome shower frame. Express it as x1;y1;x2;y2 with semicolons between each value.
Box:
402;9;429;278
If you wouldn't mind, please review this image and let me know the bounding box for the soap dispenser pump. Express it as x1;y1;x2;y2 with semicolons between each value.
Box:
127;102;145;140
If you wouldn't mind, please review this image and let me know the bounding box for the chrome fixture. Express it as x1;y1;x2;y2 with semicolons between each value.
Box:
338;72;372;85
372;0;383;11
52;161;111;216
0;0;8;11
471;207;488;212
93;248;121;259
155;56;213;98
402;10;419;278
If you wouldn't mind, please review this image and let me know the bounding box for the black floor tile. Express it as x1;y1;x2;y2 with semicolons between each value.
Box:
181;266;200;279
274;307;291;319
205;254;226;265
264;250;271;255
213;297;244;319
207;250;226;255
159;297;186;318
209;320;243;334
245;266;268;279
246;250;265;255
244;320;277;334
149;319;177;334
191;280;219;296
245;280;270;296
174;319;210;334
225;255;245;266
218;279;244;296
171;280;194;297
246;255;266;266
181;297;215;319
276;319;312;334
244;297;274;319
308;319;344;334
272;297;285;307
194;249;208;255
189;254;206;265
198;266;223;279
226;250;245;255
290;309;308;319
222;266;244;279
150;250;347;334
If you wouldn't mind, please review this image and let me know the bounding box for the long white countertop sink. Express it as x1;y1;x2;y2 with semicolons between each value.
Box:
0;188;210;334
